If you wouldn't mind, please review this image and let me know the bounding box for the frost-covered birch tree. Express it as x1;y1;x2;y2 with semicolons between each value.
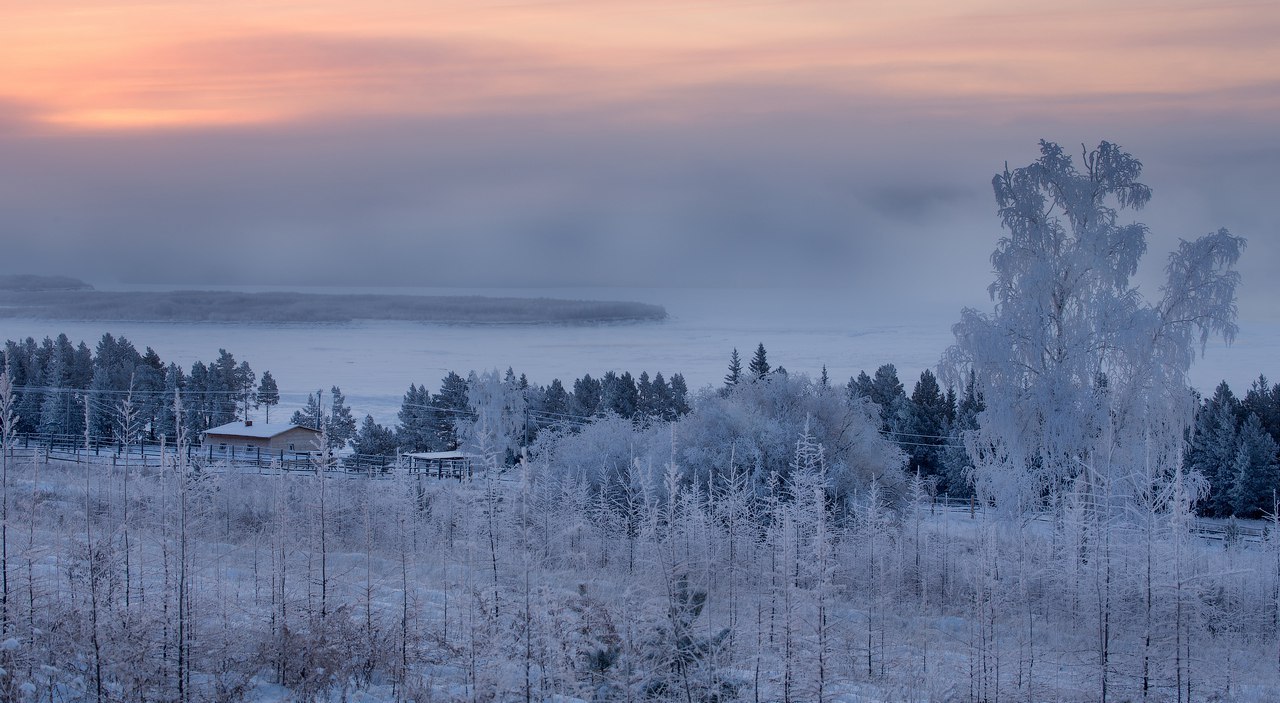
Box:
943;140;1244;512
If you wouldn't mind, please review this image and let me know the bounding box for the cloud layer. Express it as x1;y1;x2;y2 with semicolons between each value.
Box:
0;0;1276;320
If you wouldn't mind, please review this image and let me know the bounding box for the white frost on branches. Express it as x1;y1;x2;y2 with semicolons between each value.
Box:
943;140;1244;513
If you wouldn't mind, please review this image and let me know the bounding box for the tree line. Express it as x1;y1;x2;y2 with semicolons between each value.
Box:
8;331;1277;519
1;334;282;443
1187;376;1280;518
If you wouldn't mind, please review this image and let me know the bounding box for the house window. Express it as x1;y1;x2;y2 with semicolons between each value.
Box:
219;443;226;452
247;444;254;452
288;443;295;451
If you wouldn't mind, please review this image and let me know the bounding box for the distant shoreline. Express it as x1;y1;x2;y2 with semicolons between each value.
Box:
0;289;667;324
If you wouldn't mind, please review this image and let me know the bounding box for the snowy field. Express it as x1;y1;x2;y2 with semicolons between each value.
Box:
2;451;1278;702
0;286;1273;425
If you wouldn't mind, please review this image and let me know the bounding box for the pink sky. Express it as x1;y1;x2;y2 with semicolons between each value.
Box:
6;0;1278;131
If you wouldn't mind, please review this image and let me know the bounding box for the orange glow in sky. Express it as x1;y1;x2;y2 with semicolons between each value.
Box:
4;0;1278;131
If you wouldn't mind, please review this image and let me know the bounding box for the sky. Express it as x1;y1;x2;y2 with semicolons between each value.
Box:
1;0;1278;319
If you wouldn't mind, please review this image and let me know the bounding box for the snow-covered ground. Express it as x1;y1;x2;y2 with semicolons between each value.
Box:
3;453;1278;702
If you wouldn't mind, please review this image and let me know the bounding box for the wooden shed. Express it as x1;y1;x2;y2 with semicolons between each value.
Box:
405;450;475;479
203;420;322;455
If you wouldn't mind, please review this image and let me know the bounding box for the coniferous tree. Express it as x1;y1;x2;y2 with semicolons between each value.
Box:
572;374;602;418
256;371;280;423
939;371;983;497
636;372;655;418
352;415;399;458
395;384;435;452
749;343;770;380
210;349;241;426
327;386;357;449
156;363;185;441
1189;382;1243;516
8;338;42;435
291;390;324;431
1229;413;1279;518
435;371;470;450
650;372;673;421
136;347;166;439
89;333;144;440
1244;374;1280;444
668;373;691;417
70;341;94;390
847;371;873;403
904;369;948;480
724;349;742;389
600;371;638;418
236;361;256;420
186;360;212;433
540;378;571;420
868;364;907;433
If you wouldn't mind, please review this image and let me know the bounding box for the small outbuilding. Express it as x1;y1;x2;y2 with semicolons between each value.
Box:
203;420;322;455
404;450;475;479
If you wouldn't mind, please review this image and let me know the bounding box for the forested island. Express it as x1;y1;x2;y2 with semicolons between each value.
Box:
0;288;667;324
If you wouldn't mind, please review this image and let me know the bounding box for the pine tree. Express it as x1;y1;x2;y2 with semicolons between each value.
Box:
236;361;256;420
291;390;324;431
256;371;280;423
749;343;770;380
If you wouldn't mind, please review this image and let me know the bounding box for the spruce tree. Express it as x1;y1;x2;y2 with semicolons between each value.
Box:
749;343;770;379
904;369;947;479
1189;382;1243;516
395;384;432;452
650;372;673;421
669;373;690;416
327;386;357;450
1229;413;1279;518
352;415;398;458
572;374;602;417
724;349;742;389
435;371;470;449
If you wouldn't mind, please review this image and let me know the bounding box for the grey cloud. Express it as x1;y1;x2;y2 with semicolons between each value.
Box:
0;101;1275;322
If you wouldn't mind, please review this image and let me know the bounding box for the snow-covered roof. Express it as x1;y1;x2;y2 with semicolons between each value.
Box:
203;421;317;439
405;451;471;460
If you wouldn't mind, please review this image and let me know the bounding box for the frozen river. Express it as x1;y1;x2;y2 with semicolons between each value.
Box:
0;286;1274;425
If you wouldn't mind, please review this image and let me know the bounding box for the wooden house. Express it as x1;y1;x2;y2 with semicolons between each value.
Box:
203;420;322;455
